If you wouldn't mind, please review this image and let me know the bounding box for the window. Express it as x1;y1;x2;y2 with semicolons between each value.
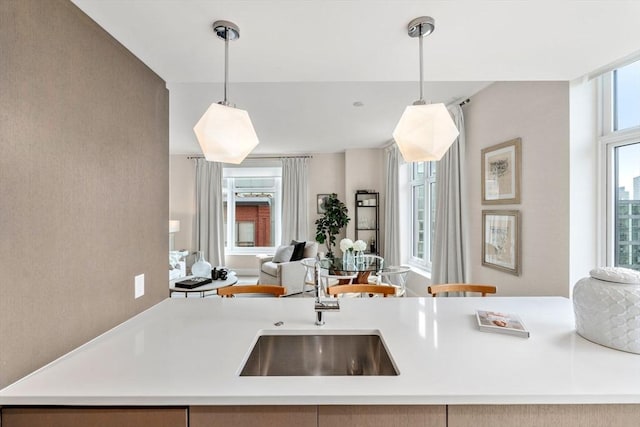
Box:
223;167;282;253
613;60;640;131
602;59;640;271
409;161;436;269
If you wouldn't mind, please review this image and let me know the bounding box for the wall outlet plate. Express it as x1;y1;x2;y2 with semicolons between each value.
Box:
135;274;145;299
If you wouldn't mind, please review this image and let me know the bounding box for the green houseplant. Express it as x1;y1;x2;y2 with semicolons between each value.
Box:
315;193;350;259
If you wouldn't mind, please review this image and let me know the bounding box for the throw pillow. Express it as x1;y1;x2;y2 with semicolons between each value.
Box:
303;241;319;258
273;245;295;263
290;240;306;261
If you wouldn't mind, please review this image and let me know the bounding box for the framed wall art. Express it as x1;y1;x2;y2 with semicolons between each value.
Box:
482;210;521;275
317;194;330;214
481;137;521;204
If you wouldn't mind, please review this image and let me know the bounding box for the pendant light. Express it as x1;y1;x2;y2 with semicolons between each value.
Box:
393;17;459;162
193;20;259;164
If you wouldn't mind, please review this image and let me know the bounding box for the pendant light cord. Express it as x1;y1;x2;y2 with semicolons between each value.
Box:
223;28;229;105
418;29;423;102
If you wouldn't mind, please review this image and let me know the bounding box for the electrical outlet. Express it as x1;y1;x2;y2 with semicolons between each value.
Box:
135;274;145;299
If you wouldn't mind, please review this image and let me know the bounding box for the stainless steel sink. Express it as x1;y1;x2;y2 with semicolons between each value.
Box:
240;333;398;376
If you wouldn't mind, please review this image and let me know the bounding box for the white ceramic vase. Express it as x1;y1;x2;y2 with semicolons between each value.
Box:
191;251;212;278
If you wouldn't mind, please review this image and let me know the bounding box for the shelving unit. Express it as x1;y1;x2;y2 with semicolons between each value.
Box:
354;191;379;255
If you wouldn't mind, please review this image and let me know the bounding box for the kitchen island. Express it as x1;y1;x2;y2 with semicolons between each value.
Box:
1;297;639;426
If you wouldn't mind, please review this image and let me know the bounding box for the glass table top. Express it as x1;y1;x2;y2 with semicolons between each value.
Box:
319;257;383;273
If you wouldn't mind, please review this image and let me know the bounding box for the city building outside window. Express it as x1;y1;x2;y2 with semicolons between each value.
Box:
223;167;282;253
409;161;436;270
602;59;640;271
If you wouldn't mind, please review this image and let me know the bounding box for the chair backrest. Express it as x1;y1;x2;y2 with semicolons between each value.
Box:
327;284;396;298
427;283;497;297
319;272;358;292
378;265;411;297
354;254;384;270
300;257;317;285
218;285;286;298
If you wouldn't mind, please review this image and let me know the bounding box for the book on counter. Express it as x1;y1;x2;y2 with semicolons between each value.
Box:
174;277;212;289
476;309;530;338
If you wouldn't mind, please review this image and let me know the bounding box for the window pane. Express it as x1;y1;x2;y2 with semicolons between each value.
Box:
235;191;274;247
223;179;228;247
429;181;437;263
614;60;640;131
413;162;425;181
614;142;640;270
413;185;425;259
223;168;281;251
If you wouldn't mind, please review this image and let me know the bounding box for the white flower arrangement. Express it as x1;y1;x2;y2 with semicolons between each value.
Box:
340;238;354;252
353;239;367;252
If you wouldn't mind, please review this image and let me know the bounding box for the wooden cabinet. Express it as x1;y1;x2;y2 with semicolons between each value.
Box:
5;404;640;426
1;407;187;427
189;405;444;427
355;191;380;255
319;405;446;427
189;406;316;427
447;404;640;427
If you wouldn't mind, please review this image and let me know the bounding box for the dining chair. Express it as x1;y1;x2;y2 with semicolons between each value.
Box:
300;257;318;294
378;265;411;297
327;284;397;298
319;271;358;295
217;285;287;298
427;284;497;297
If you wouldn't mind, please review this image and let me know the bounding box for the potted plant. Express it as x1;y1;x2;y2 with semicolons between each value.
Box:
315;193;350;259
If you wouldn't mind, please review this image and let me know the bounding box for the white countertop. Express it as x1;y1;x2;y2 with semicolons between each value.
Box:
1;296;639;406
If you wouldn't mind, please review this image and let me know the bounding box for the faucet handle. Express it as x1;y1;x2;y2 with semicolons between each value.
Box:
315;299;340;311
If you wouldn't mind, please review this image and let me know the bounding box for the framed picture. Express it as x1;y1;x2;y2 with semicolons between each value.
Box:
482;210;521;275
317;194;330;214
481;138;521;204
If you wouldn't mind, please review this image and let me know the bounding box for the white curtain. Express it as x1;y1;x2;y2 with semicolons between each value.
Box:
431;105;468;285
194;159;225;266
384;145;401;266
281;157;309;243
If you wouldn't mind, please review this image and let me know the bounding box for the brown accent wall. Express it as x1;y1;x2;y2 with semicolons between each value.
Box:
0;0;169;388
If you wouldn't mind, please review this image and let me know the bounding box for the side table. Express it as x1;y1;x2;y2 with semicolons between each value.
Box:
169;272;238;298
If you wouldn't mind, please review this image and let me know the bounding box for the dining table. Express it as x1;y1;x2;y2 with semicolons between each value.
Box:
319;256;383;284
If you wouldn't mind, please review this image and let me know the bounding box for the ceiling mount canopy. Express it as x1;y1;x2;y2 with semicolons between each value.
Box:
193;20;259;164
213;20;239;41
393;16;459;162
407;16;434;39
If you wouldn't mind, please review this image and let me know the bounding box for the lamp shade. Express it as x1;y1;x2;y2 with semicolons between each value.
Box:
193;102;259;164
169;220;180;233
392;103;459;162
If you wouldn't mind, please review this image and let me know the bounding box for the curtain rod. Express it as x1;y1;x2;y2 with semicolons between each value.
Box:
186;155;313;160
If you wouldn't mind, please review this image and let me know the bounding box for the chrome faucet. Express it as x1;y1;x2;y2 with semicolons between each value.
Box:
313;260;339;326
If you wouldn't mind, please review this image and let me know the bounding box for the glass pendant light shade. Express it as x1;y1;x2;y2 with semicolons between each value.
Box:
193;20;258;164
194;102;259;164
394;16;459;162
393;103;459;162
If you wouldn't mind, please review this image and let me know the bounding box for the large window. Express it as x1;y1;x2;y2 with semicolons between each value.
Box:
409;161;436;269
603;59;640;271
223;167;282;253
613;60;640;131
613;143;640;270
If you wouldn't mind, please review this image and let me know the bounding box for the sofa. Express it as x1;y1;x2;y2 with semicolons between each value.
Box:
258;241;318;295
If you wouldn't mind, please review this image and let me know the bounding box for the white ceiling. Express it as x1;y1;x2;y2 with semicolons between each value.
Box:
72;0;640;155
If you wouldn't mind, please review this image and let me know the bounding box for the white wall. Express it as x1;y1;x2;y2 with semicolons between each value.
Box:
344;149;386;252
170;155;196;253
308;153;346;254
465;82;571;296
569;78;599;292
